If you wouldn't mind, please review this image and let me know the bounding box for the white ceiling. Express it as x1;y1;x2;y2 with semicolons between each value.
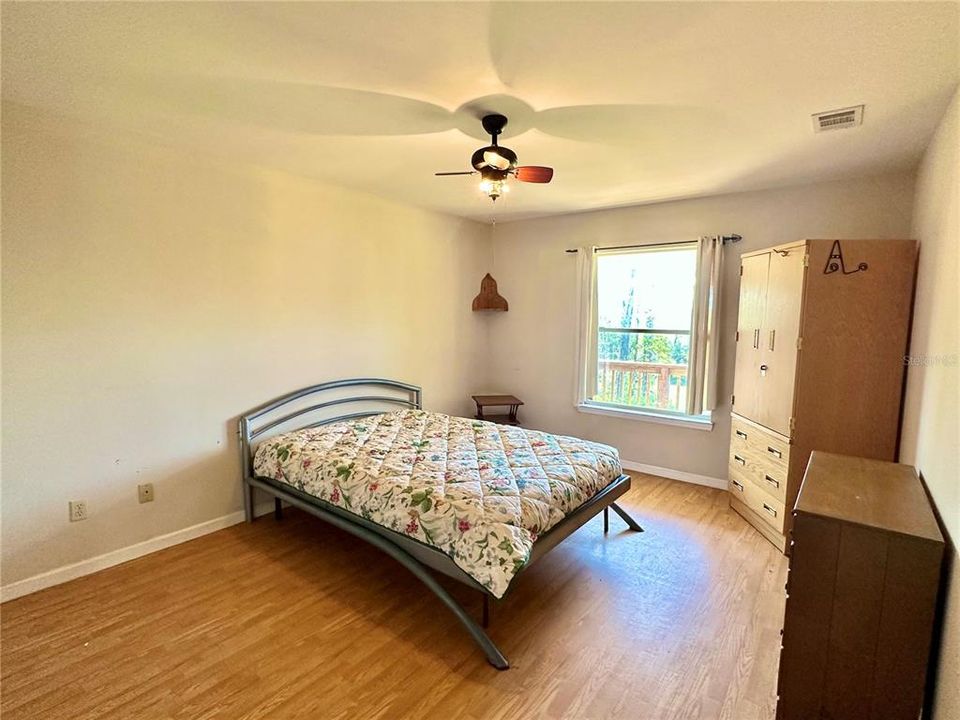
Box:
3;2;958;222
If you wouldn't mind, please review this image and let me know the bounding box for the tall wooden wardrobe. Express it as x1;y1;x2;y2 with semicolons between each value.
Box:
727;239;917;550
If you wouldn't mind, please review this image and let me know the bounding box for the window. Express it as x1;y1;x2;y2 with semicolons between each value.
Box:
594;244;697;413
575;239;722;427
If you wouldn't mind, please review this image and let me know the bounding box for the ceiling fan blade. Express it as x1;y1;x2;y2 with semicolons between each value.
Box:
515;166;554;183
137;77;455;136
535;104;726;146
435;171;477;176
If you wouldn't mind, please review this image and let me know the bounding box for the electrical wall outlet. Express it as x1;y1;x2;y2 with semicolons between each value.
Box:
69;500;87;522
138;483;154;504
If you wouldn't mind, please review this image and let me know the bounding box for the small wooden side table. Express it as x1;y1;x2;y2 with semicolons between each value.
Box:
472;394;523;426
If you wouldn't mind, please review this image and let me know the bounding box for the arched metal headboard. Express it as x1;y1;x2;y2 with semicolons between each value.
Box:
238;378;421;483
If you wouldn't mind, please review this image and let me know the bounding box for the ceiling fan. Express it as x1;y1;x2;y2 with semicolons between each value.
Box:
436;114;554;201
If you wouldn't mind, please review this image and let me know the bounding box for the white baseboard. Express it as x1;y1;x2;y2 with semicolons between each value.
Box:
621;459;726;490
1;501;275;603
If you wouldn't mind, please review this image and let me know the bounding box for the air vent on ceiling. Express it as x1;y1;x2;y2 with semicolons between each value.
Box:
812;105;864;133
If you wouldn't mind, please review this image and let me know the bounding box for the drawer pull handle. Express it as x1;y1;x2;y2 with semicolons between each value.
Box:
732;480;744;492
763;503;778;518
764;474;780;489
734;454;746;466
735;430;747;440
753;329;760;349
767;446;782;459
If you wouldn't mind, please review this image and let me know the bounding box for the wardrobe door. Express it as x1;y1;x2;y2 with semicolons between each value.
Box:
733;252;770;422
756;246;805;436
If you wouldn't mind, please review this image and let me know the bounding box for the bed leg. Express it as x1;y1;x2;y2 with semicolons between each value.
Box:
244;481;255;523
482;595;490;629
250;477;510;670
611;502;644;532
429;584;506;669
274;498;283;521
603;506;609;534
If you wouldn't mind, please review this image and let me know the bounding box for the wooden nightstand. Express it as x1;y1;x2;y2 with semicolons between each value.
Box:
472;395;523;426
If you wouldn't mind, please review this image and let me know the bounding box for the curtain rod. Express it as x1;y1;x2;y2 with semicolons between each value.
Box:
564;234;742;253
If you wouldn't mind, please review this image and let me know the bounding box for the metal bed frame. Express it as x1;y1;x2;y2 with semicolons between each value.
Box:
238;378;643;669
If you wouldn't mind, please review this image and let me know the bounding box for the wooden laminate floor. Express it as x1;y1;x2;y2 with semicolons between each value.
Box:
1;473;787;720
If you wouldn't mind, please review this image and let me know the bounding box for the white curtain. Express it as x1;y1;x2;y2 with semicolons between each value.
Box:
573;246;599;406
687;235;724;415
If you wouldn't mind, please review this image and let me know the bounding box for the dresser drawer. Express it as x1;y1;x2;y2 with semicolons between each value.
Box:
728;473;749;507
744;476;787;533
729;451;787;503
730;416;790;503
729;462;787;534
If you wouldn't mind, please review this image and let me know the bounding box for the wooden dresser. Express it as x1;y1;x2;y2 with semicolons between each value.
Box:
777;452;944;720
728;239;917;550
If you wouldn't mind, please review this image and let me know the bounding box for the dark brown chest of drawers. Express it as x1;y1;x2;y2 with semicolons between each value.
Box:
777;452;944;720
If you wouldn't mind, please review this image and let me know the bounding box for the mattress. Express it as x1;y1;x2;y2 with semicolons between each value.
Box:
253;409;622;597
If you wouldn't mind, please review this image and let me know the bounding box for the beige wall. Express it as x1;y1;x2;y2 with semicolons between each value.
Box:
488;172;916;478
1;90;954;716
901;87;959;720
0;104;491;585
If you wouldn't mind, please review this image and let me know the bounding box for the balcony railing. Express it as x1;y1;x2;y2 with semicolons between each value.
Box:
595;359;688;412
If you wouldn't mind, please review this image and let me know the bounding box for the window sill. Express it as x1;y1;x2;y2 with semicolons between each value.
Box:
576;402;714;431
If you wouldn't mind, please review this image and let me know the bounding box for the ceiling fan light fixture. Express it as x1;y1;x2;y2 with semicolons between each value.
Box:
479;178;508;200
483;149;513;170
436;114;552;202
473;145;517;171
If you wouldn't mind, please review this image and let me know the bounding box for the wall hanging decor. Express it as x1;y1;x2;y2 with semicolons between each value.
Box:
472;273;508;311
823;239;868;275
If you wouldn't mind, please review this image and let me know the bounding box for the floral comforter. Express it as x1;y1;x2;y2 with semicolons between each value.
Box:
253;410;622;597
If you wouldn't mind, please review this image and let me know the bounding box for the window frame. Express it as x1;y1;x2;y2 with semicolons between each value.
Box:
577;241;713;428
